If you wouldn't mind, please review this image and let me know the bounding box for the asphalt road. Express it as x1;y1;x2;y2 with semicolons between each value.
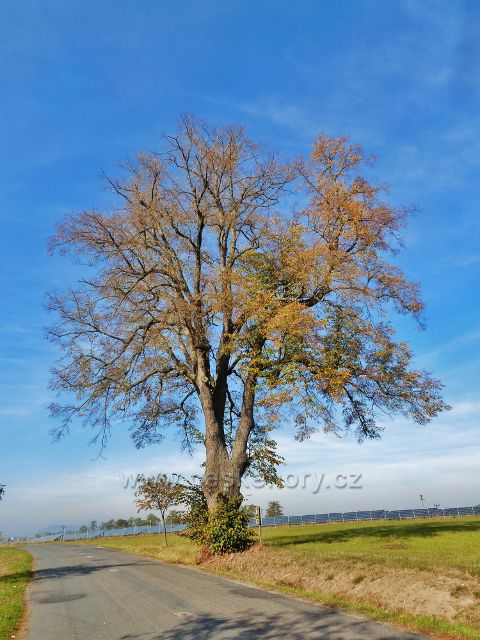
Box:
24;543;427;640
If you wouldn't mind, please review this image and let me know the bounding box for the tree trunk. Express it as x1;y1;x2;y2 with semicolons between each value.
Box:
202;447;244;511
201;406;251;511
197;356;253;512
161;512;167;547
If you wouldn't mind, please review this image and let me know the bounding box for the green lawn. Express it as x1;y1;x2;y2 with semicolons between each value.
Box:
85;517;480;575
263;517;480;576
78;517;480;639
83;531;197;564
0;548;32;640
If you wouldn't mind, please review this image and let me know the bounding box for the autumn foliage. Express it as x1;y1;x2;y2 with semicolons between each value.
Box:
134;474;182;546
48;116;449;514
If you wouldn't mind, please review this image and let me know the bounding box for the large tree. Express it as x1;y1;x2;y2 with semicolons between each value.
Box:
48;116;448;512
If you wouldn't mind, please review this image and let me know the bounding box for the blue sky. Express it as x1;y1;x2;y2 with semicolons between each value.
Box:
1;0;479;536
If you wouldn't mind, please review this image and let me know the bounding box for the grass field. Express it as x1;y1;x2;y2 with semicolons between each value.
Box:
80;517;480;639
0;548;32;640
264;517;480;575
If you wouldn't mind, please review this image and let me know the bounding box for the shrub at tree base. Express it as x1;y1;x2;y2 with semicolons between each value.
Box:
183;495;253;555
206;499;254;554
182;501;210;549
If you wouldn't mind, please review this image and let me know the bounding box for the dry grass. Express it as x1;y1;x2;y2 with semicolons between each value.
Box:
207;543;480;637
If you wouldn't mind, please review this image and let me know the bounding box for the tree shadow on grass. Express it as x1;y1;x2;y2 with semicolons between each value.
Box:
267;519;480;546
0;569;32;585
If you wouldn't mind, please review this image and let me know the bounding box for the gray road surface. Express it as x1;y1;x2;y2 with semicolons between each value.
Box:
24;543;428;640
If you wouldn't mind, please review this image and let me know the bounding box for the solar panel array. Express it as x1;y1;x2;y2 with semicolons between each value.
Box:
21;505;480;544
252;506;480;528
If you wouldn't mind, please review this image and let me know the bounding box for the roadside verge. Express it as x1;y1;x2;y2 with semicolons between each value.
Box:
76;521;480;640
0;548;32;640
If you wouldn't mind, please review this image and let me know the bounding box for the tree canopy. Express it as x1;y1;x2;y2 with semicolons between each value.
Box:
135;474;183;545
48;116;448;510
265;500;283;518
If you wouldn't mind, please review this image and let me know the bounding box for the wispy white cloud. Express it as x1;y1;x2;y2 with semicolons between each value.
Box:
0;448;205;534
454;255;480;268
420;330;480;362
236;98;318;138
0;406;35;417
2;394;478;535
